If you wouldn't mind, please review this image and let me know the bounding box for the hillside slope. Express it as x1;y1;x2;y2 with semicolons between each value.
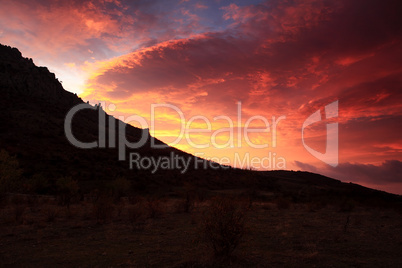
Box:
0;43;400;202
0;44;224;191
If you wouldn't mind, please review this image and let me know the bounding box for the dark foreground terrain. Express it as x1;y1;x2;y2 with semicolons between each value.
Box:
1;191;401;267
1;43;402;267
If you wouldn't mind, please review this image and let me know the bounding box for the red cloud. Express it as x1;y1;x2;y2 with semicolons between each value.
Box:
2;0;401;192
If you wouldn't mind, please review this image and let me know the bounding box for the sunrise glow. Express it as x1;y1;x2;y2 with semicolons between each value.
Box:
1;0;401;193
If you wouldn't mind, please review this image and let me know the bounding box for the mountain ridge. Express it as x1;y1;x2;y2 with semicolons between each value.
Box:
0;43;213;192
0;43;400;202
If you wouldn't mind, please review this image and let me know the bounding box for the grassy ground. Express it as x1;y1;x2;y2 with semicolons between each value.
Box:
0;194;401;267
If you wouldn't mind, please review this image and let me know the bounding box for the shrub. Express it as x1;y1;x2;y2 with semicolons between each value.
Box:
146;197;162;219
128;194;143;205
176;192;195;213
307;198;327;212
115;201;125;218
275;196;292;210
56;177;79;210
12;204;25;224
339;198;355;212
194;188;208;203
128;204;145;227
28;174;51;195
0;150;23;193
92;194;114;223
45;206;59;222
201;197;247;257
111;177;131;202
27;195;39;212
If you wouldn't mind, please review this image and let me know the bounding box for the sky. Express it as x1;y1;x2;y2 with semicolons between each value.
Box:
1;0;402;194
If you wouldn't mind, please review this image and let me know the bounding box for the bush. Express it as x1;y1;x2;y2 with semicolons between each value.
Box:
275;196;292;210
12;204;25;224
28;174;51;195
56;177;79;210
146;197;162;219
128;204;145;227
176;192;195;213
307;198;327;212
0;150;23;193
92;195;114;223
111;177;131;202
339;198;355;212
45;206;59;222
128;194;143;205
201;197;247;257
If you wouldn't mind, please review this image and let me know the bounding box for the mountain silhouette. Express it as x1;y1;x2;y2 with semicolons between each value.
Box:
0;43;215;191
0;43;400;202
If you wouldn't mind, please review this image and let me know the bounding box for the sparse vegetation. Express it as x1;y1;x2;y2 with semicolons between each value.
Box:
45;205;59;222
92;194;114;223
128;203;145;227
0;191;401;266
12;204;25;224
339;198;355;212
176;192;195;213
0;150;23;194
28;174;50;195
275;196;292;210
111;177;131;202
56;177;79;210
146;197;163;218
0;41;401;267
201;197;248;257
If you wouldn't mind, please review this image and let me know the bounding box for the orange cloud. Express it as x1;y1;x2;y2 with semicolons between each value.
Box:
2;0;401;192
78;0;402;192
